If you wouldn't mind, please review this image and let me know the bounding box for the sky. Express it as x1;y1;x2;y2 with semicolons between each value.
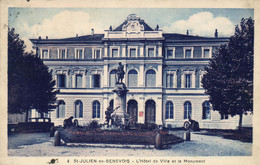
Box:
8;8;254;52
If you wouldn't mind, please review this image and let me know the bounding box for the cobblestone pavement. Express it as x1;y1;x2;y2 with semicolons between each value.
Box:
8;132;252;156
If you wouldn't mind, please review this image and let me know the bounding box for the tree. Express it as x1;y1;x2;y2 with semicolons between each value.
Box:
202;18;253;131
8;28;59;121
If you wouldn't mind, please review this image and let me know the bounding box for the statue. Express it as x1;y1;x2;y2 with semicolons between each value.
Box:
116;62;125;84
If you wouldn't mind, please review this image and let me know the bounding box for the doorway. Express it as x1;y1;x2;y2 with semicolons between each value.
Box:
145;100;156;125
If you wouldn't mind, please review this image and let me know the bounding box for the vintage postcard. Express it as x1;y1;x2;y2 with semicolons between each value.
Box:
0;0;259;165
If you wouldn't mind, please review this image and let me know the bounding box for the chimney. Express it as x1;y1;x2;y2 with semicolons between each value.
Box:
186;30;189;35
46;36;48;39
215;29;218;38
76;34;78;37
38;36;41;39
91;28;94;35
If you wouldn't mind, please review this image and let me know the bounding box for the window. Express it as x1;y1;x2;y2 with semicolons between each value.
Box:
59;49;66;59
166;49;174;58
146;69;156;87
221;114;229;120
166;101;174;119
93;49;101;59
110;70;117;87
112;49;119;57
184;101;192;119
57;100;65;118
128;70;138;87
42;50;48;59
203;49;210;58
166;74;174;88
75;74;82;88
75;100;83;118
202;101;211;120
76;49;83;59
184;47;193;58
92;101;100;118
57;74;66;88
92;74;100;88
130;48;136;57
185;49;192;58
148;48;154;57
202;47;212;58
185;74;192;88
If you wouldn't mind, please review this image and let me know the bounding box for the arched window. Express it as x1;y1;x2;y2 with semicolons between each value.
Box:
184;101;192;119
128;70;138;87
146;69;156;87
110;69;117;87
92;101;100;118
57;100;65;118
202;101;211;119
166;101;174;119
75;100;83;118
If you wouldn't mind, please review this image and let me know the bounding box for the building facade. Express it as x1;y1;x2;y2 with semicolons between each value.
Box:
30;14;251;129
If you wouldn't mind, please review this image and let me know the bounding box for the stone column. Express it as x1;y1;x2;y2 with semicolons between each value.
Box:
138;97;145;124
156;97;163;125
103;64;108;87
157;65;162;87
104;44;108;57
122;44;126;57
158;43;162;57
192;71;196;88
139;64;144;87
140;45;144;57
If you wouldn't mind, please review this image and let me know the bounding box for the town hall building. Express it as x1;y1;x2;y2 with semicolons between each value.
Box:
30;14;251;129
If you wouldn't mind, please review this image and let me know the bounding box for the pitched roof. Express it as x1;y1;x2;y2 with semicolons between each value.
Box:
163;33;229;41
30;34;104;43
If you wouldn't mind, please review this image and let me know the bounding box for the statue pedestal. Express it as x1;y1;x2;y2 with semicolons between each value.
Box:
112;83;129;125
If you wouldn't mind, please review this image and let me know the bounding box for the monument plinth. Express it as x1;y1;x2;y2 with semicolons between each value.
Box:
112;83;129;125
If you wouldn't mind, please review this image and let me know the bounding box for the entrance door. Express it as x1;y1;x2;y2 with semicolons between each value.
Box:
127;100;138;126
145;100;156;125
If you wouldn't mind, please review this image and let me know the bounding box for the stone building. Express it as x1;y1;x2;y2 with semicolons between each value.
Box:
30;14;251;129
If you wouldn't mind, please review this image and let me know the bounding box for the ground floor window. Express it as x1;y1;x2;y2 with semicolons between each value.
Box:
92;101;100;118
221;114;229;120
57;100;65;118
75;100;83;118
165;101;174;119
184;101;192;119
202;101;211;119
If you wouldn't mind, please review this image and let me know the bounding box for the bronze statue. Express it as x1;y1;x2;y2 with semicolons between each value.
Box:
116;62;125;83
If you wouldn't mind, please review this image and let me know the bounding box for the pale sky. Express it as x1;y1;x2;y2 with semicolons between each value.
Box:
8;8;254;52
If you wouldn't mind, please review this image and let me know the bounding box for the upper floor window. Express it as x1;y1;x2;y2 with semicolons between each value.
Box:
59;49;66;59
202;47;212;58
148;48;155;57
166;47;175;59
184;47;194;58
166;74;174;88
185;74;192;88
146;69;156;87
128;70;138;87
75;49;84;59
75;74;82;88
130;48;137;57
202;101;211;120
93;48;102;59
165;101;174;119
42;50;49;59
92;74;100;88
110;69;117;87
57;74;66;88
112;48;119;57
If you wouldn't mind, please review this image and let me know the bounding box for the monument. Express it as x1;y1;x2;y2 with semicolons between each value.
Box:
111;62;129;126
